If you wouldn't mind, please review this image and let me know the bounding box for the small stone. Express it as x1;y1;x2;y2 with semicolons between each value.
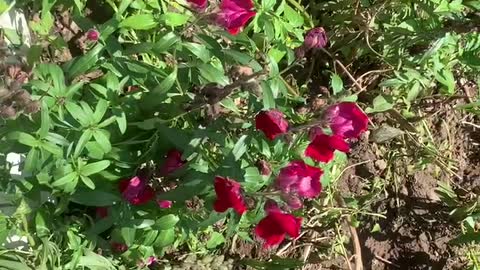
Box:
201;255;213;264
374;160;387;171
213;255;224;265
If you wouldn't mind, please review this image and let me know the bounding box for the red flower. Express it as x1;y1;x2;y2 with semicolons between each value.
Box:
157;200;173;209
303;27;328;50
187;0;207;9
305;131;350;163
111;242;128;253
216;0;256;35
96;207;108;219
276;160;323;198
325;102;368;139
213;176;247;215
118;176;155;205
255;110;289;140
86;29;99;41
255;210;302;247
160;149;186;176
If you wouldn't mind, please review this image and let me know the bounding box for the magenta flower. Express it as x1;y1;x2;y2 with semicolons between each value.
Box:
216;0;256;35
255;110;289;140
255;207;302;247
160;149;186;176
304;27;328;50
276;160;323;199
187;0;208;9
213;176;247;215
325;102;369;139
157;200;173;209
305;131;350;163
118;176;155;205
86;29;99;42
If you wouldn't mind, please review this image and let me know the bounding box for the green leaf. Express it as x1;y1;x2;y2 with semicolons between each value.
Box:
113;108;127;134
370;125;405;143
155;214;179;230
23;149;39;174
198;64;229;85
153;229;175;247
52;172;78;187
67;44;104;79
232;135;248;161
74;129;93;157
70;189;120;206
159;12;190;27
40;142;63;156
9;132;38;147
93;130;112;153
365;95;393;113
184;43;210;63
152;68;177;95
119;14;158;30
80;175;95;189
35;211;50;238
331;73;344;95
206;232;225;249
93;99;109;123
121;227;136;246
38;100;51;138
450;232;480;245
261;81;275;109
124;219;155;229
66;102;90;127
152;32;180;53
284;4;304;27
77;251;114;269
27;45;43;66
262;0;276;10
81;160;111;176
0;259;32;270
434;68;455;95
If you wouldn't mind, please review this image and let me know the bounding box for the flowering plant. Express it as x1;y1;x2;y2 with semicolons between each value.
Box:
0;0;371;268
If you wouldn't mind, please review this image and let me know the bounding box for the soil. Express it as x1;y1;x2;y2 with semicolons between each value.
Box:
342;97;480;270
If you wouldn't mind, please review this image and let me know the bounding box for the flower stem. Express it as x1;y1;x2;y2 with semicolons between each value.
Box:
250;191;281;197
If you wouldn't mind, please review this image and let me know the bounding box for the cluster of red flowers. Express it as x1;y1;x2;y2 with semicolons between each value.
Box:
213;102;368;247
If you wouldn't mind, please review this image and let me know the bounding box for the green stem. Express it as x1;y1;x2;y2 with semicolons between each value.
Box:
21;214;36;247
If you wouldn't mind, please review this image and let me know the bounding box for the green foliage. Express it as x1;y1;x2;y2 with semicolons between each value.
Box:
2;0;480;268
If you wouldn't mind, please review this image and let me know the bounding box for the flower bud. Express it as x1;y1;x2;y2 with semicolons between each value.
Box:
13;90;31;106
256;160;272;176
86;29;99;42
24;101;41;114
0;105;16;119
0;87;10;100
303;27;328;50
281;193;303;210
295;46;306;59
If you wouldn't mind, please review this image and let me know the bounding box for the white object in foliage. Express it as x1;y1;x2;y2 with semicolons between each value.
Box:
0;6;32;46
6;153;23;179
